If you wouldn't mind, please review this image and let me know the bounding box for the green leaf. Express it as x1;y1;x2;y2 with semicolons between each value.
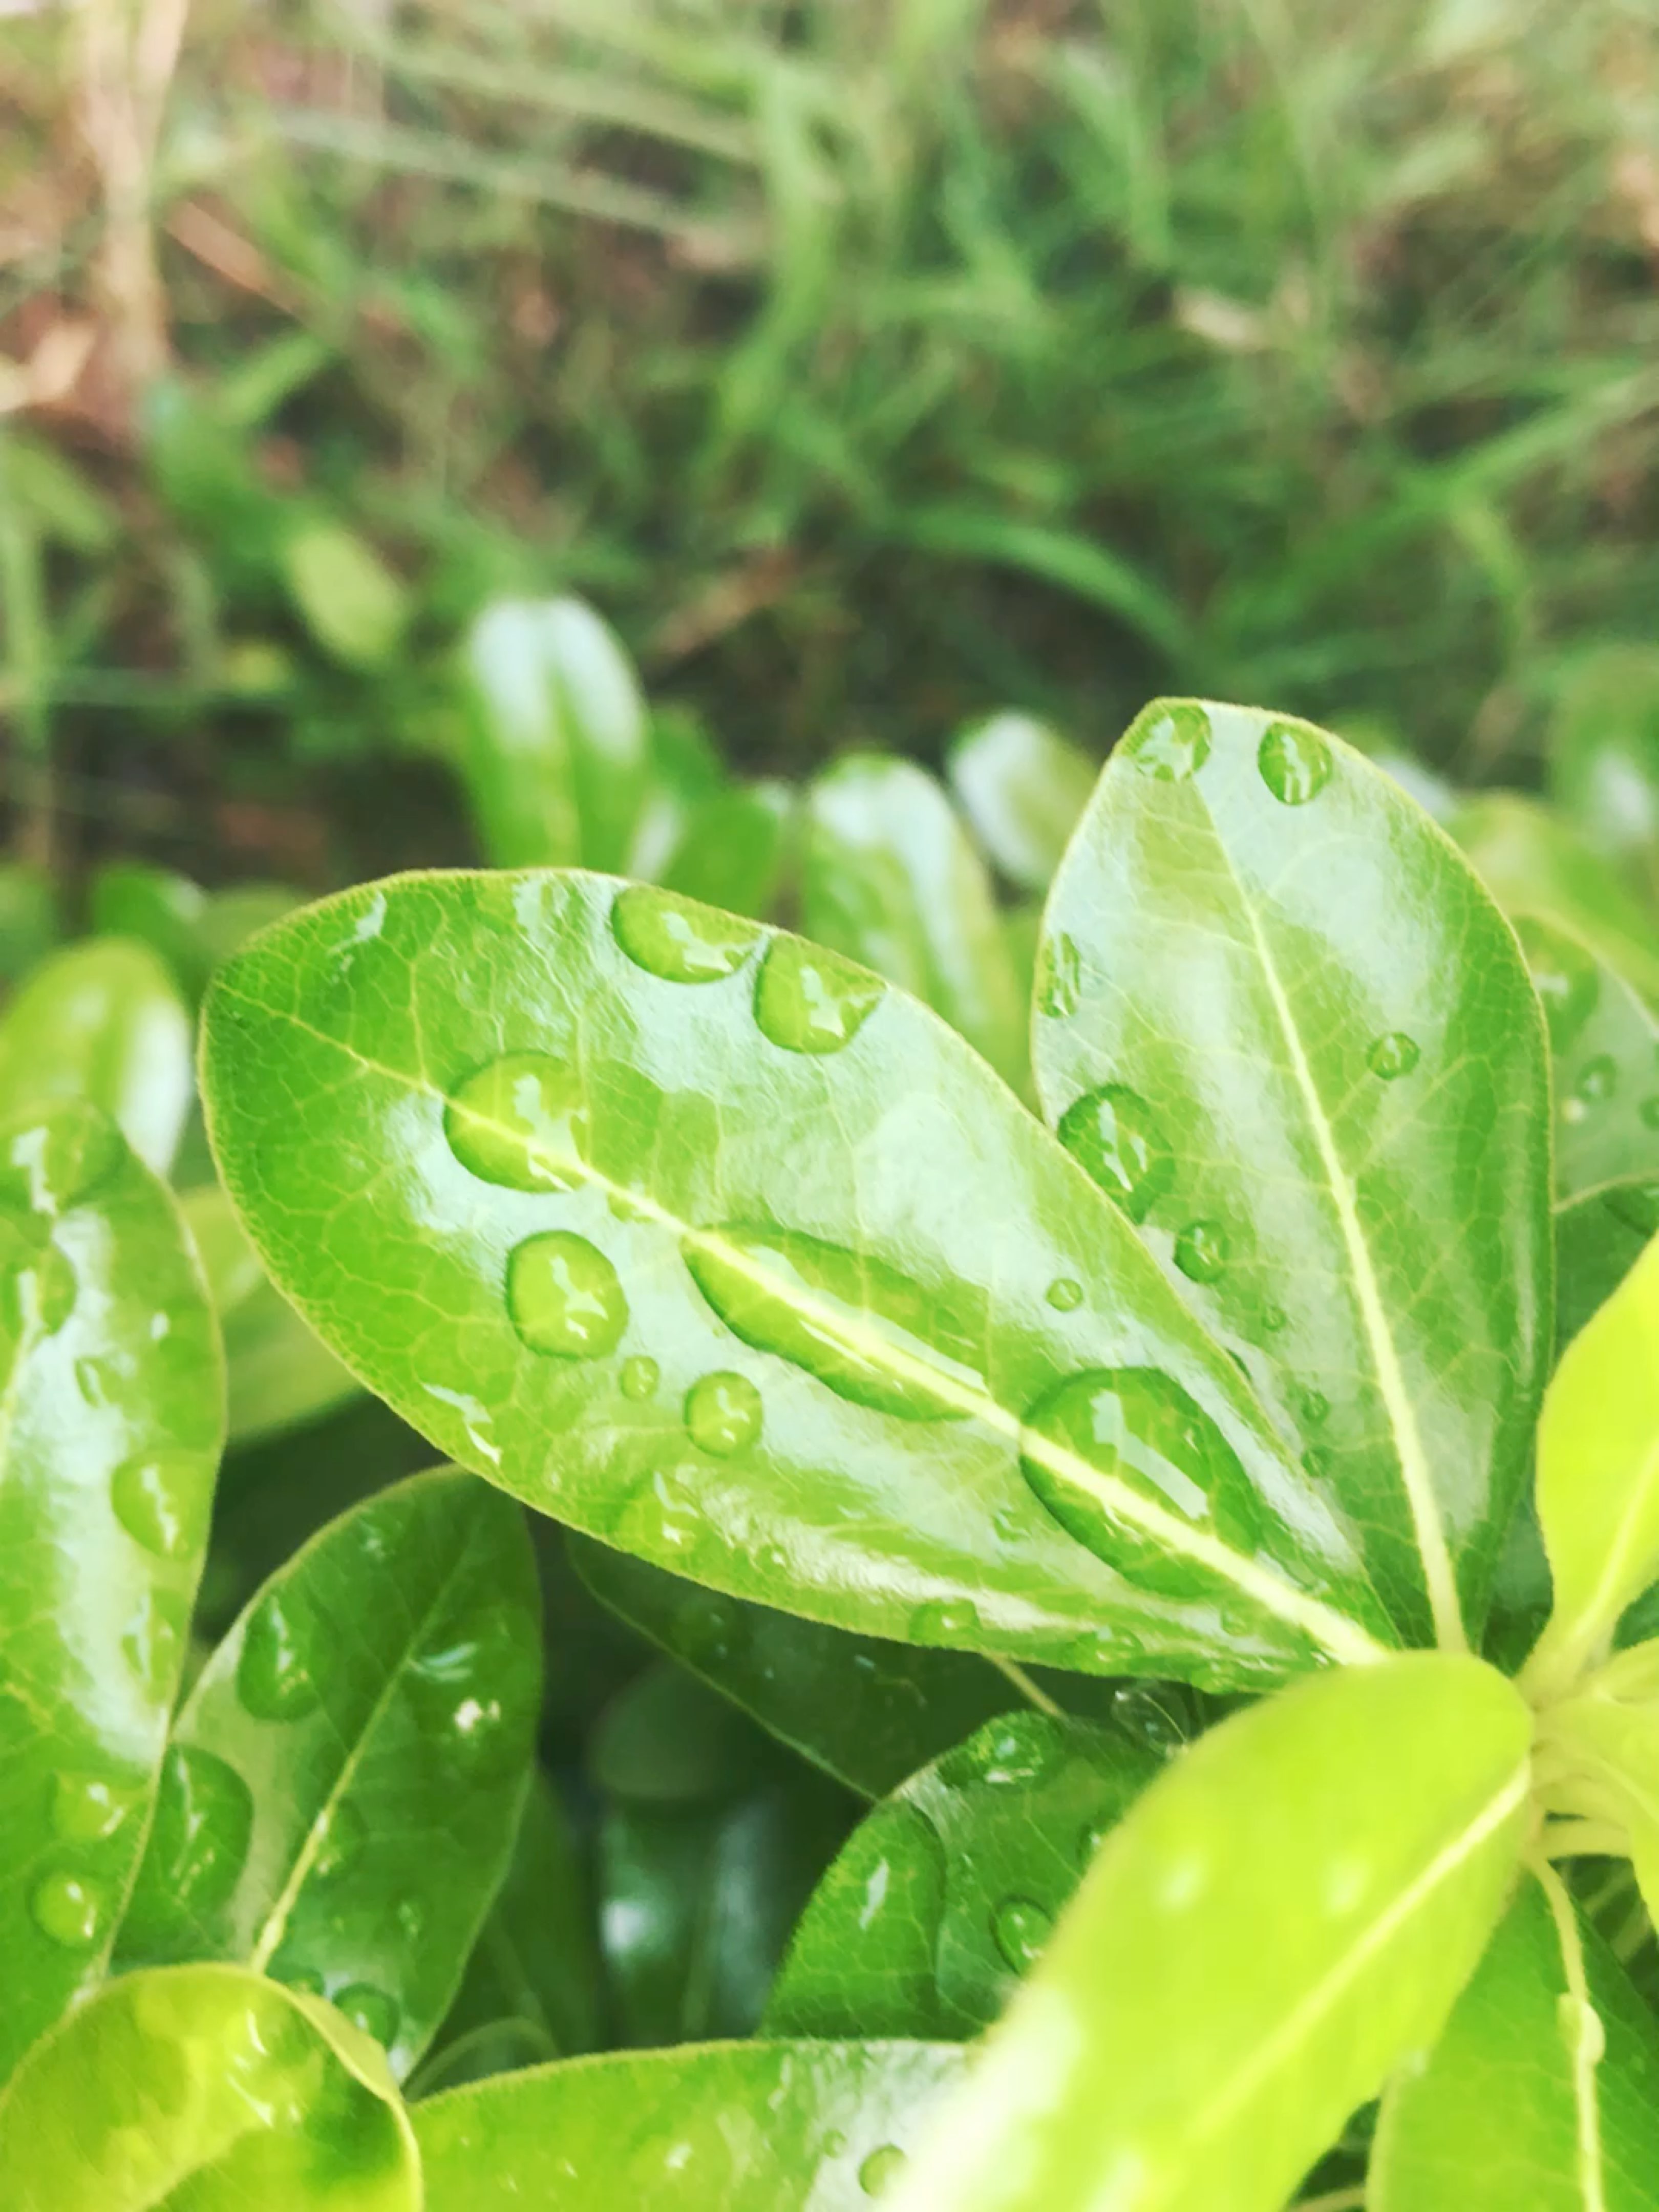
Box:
410;2017;557;2098
117;1468;541;2079
0;938;193;1176
803;753;1029;1091
885;1653;1531;2212
280;517;410;671
0;864;57;986
1371;1867;1659;2210
182;1182;359;1444
1556;1182;1658;1351
946;712;1097;894
414;2039;966;2209
626;705;727;883
1513;912;1659;1200
661;779;795;921
201;869;1395;1692
767;1708;1162;2039
0;1962;419;2209
571;1535;1036;1799
0;1102;224;2081
1536;1648;1659;1916
1032;699;1550;1652
1526;1233;1659;1698
1547;643;1659;887
90;866;301;1007
1451;792;1659;1007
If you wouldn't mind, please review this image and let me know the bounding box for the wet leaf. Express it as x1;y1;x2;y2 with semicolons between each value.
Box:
660;779;795;921
1512;912;1659;1201
1556;1182;1658;1351
946;711;1097;894
1451;792;1659;1006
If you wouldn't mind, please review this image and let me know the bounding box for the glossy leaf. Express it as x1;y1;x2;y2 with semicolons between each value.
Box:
767;1707;1163;2039
886;1653;1530;2212
1451;792;1659;1006
1557;1181;1658;1350
0;1101;224;2080
1514;912;1659;1200
0;937;193;1176
117;1467;541;2079
572;1535;1033;1798
1033;698;1550;1651
803;753;1028;1090
182;1182;359;1443
661;779;795;921
0;1962;419;2210
414;2039;966;2210
947;712;1097;894
1526;1233;1659;1698
201;869;1394;1694
1371;1869;1659;2210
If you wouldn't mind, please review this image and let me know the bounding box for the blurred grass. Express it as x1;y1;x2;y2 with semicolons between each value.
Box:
4;0;1659;882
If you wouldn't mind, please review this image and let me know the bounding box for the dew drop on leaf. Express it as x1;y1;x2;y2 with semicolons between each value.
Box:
1077;1818;1112;1867
334;1983;399;2049
673;1588;747;1664
312;1799;368;1880
1057;1083;1170;1223
1045;1275;1084;1312
238;1586;326;1722
121;1589;185;1697
991;1894;1054;1970
444;1053;590;1192
611;885;761;983
1259;1302;1287;1335
909;1599;981;1646
1111;1684;1188;1754
754;937;884;1054
30;1868;109;1950
51;1773;136;1844
408;1604;540;1777
1122;701;1211;781
859;2145;908;2197
1300;1386;1331;1427
620;1354;660;1401
1173;1219;1228;1283
684;1370;763;1458
1571;1054;1618;1108
1036;931;1081;1018
141;1746;254;1923
0;1103;123;1217
939;1711;1065;1789
507;1231;628;1359
397;1898;426;1943
1302;1447;1332;1480
110;1452;201;1561
1367;1032;1421;1080
1257;720;1332;805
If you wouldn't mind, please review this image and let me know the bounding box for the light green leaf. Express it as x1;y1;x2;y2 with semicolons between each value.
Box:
0;864;57;986
1371;1867;1659;2211
117;1468;541;2080
280;517;409;670
1513;912;1659;1201
90;865;300;1007
1451;792;1659;1007
946;712;1098;894
661;778;795;921
1556;1182;1657;1351
0;1101;224;2081
886;1653;1530;2212
410;2016;557;2097
1033;699;1550;1652
767;1707;1162;2039
0;1962;419;2210
803;753;1029;1090
414;2038;966;2209
1536;1650;1659;1918
625;705;727;884
200;869;1395;1692
0;937;193;1175
1547;643;1659;888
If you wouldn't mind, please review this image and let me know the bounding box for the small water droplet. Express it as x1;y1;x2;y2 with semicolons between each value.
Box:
1367;1032;1420;1080
621;1354;660;1401
397;1897;426;1943
683;1370;763;1458
910;1598;982;1646
1514;916;1600;1054
1173;1220;1227;1283
1641;1096;1659;1131
754;937;884;1054
408;1603;540;1778
51;1773;136;1843
142;1746;254;1923
507;1231;628;1359
1302;1447;1332;1480
1259;1303;1287;1335
612;885;761;983
1300;1387;1331;1427
991;1895;1053;1971
335;1983;399;2048
238;1586;326;1722
1036;931;1080;1018
31;1868;109;1950
75;1355;114;1407
1257;720;1332;805
991;1503;1023;1541
673;1589;747;1665
1112;1684;1188;1754
121;1590;185;1696
940;1711;1065;1790
1077;1818;1112;1867
1058;1084;1171;1221
313;1799;367;1880
1045;1276;1084;1312
859;2145;907;2197
1573;1054;1618;1107
0;1103;123;1218
1122;701;1211;781
445;1053;590;1192
823;2130;848;2160
111;1453;202;1562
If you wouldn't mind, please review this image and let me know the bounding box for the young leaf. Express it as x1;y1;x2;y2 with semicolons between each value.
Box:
802;753;1028;1089
117;1467;542;2080
946;712;1097;894
1536;1653;1659;1920
413;2038;966;2210
661;779;795;921
885;1653;1531;2212
0;1102;224;2081
766;1708;1162;2039
1032;699;1550;1651
1556;1183;1657;1350
280;517;409;671
1371;1868;1659;2210
201;870;1394;1693
1513;912;1659;1201
0;937;193;1176
1451;793;1659;1006
91;865;300;1007
0;1962;419;2209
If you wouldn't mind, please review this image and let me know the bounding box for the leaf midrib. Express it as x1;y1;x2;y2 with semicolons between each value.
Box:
1538;1860;1608;2212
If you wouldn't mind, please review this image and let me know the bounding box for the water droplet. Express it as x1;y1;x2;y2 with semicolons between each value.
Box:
1302;1447;1332;1480
1572;1054;1618;1107
1173;1220;1227;1283
0;1242;77;1338
1077;1818;1112;1867
673;1589;748;1665
0;1103;123;1218
31;1869;109;1950
684;1370;763;1457
1641;1097;1659;1131
408;1603;541;1778
1257;720;1332;805
939;1711;1066;1790
397;1898;426;1943
445;1053;590;1192
754;937;884;1054
1112;1683;1189;1754
313;1799;367;1880
1259;1302;1287;1334
1045;1275;1084;1312
1514;915;1599;1053
612;885;760;983
335;1984;399;2048
1122;701;1211;781
143;1746;254;1923
1367;1032;1420;1080
991;1895;1053;1970
111;1453;202;1562
859;2145;907;2197
823;2130;849;2160
51;1773;136;1844
910;1599;982;1646
121;1589;186;1696
75;1355;114;1407
684;1225;985;1422
507;1231;628;1359
621;1354;660;1401
1300;1387;1330;1427
1036;932;1080;1018
238;1586;325;1722
991;1503;1023;1541
1058;1084;1170;1222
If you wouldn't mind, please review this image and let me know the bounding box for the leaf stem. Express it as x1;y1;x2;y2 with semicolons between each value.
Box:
1536;1857;1608;2212
985;1654;1064;1717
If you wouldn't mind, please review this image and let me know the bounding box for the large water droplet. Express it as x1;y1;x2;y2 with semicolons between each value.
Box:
507;1231;628;1358
408;1603;540;1778
121;1590;186;1697
754;938;884;1055
684;1370;763;1457
939;1711;1066;1790
1058;1084;1170;1222
1111;1684;1188;1755
239;1586;326;1722
335;1984;399;2049
991;1894;1053;1971
1036;932;1080;1019
1019;1368;1265;1600
1173;1220;1227;1283
612;885;760;983
1258;720;1332;805
1514;915;1600;1053
312;1799;367;1880
1123;701;1211;781
1367;1032;1420;1080
111;1453;202;1562
910;1599;981;1645
1045;1276;1083;1312
52;1773;137;1844
0;1103;123;1218
859;2145;907;2197
144;1746;254;1923
621;1354;660;1401
683;1225;986;1423
31;1868;109;1950
444;1053;590;1192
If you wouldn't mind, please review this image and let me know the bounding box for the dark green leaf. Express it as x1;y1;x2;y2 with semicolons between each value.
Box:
410;2017;558;2098
1557;1182;1658;1350
1513;912;1659;1200
946;712;1097;894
